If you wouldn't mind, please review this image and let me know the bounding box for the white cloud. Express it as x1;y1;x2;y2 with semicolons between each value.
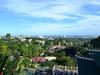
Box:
26;15;100;35
0;0;93;20
27;23;67;33
77;15;100;25
0;0;100;35
64;15;100;35
1;0;100;20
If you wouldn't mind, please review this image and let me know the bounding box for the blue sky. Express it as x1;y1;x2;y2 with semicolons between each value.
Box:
0;0;100;35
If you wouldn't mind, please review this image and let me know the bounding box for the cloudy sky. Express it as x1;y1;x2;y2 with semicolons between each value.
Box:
0;0;100;35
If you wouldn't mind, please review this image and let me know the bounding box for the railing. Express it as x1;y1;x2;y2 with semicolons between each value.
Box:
24;66;78;75
52;66;78;75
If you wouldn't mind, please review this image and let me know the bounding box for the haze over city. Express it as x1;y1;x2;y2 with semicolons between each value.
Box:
0;0;100;35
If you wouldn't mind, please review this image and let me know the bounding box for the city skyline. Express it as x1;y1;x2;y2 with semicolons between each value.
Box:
0;0;100;35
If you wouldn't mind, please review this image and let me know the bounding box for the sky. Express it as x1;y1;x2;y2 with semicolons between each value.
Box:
0;0;100;36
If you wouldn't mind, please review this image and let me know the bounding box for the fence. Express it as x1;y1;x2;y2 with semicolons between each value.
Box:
52;66;78;75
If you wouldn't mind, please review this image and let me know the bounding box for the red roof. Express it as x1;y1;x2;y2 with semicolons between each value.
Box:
32;57;46;63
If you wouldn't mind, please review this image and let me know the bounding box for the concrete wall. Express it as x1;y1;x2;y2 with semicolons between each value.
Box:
77;57;100;75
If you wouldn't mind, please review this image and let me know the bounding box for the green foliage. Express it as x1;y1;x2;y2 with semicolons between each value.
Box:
90;36;100;49
41;60;55;68
54;56;76;67
0;33;95;74
6;33;12;41
0;55;28;75
54;51;66;58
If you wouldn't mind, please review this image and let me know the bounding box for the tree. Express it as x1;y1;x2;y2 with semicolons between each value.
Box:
62;46;79;57
90;36;100;49
6;33;12;41
3;56;26;75
54;56;76;67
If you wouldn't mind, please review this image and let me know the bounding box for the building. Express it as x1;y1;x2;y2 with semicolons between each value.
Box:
44;56;56;61
49;45;66;53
